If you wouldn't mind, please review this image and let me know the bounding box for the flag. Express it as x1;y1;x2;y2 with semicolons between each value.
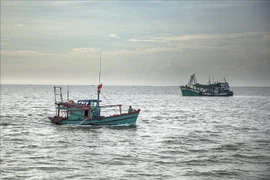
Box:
98;83;102;90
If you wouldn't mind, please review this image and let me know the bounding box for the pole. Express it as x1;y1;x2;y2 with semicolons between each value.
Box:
67;85;69;101
97;50;101;107
99;50;101;84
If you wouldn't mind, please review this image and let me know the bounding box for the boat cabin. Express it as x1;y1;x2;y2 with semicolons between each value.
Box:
77;99;101;106
75;99;101;119
55;99;102;120
193;81;231;94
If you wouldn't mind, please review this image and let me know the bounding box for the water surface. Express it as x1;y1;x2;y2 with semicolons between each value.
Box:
1;85;270;179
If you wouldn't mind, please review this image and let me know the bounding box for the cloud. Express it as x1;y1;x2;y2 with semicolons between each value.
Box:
44;1;82;6
1;30;268;60
16;24;26;27
0;47;175;60
1;1;17;6
0;50;63;58
2;1;83;7
264;34;270;41
128;39;158;43
126;31;269;52
109;34;119;38
128;32;266;43
71;48;100;55
1;48;101;58
1;50;40;56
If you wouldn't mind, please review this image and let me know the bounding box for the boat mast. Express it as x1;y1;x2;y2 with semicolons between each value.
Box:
97;50;101;107
99;50;101;85
67;85;69;101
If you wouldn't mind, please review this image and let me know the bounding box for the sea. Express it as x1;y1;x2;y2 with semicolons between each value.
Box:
1;85;270;180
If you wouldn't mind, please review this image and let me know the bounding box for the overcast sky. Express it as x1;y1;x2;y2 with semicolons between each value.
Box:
1;1;270;86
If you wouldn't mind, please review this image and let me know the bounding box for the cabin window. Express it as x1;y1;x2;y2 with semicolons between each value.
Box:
84;110;89;117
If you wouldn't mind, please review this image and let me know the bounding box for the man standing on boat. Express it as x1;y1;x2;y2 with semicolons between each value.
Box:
128;106;133;113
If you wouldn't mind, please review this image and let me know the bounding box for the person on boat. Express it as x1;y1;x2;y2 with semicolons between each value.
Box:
128;106;133;113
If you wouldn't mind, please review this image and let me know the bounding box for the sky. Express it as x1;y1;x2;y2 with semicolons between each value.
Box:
1;1;270;86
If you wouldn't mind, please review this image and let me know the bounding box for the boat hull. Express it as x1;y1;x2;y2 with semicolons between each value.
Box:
49;110;140;126
180;88;202;96
180;87;233;97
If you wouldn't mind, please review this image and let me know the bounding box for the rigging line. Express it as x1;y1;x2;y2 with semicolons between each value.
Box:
85;86;98;100
100;91;112;104
85;93;96;100
100;92;119;114
77;118;88;126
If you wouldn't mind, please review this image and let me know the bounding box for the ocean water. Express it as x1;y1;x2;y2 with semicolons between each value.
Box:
1;85;270;180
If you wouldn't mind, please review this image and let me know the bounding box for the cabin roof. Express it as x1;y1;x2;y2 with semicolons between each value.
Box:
77;99;102;103
194;83;220;88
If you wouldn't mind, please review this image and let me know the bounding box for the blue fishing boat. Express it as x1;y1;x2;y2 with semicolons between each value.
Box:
180;74;233;96
49;86;140;125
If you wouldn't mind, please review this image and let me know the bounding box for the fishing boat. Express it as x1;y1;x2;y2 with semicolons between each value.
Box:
48;86;140;125
180;74;233;96
48;52;140;125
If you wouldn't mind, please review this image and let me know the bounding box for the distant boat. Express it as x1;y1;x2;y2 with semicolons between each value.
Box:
180;74;233;96
48;51;140;125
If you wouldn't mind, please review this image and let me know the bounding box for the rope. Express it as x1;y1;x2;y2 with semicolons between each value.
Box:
77;118;88;126
100;92;120;114
100;91;112;104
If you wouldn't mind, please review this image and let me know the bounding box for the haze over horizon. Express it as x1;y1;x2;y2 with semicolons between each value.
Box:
1;1;270;86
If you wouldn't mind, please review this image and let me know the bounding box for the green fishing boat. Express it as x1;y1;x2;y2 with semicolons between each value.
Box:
180;74;233;96
49;85;140;126
48;51;140;126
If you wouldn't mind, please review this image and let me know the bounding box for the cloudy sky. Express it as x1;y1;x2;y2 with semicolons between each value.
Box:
1;1;270;86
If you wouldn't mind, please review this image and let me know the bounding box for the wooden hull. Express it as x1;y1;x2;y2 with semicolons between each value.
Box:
49;110;140;126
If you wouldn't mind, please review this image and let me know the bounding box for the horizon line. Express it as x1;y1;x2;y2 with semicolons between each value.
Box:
1;83;270;88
